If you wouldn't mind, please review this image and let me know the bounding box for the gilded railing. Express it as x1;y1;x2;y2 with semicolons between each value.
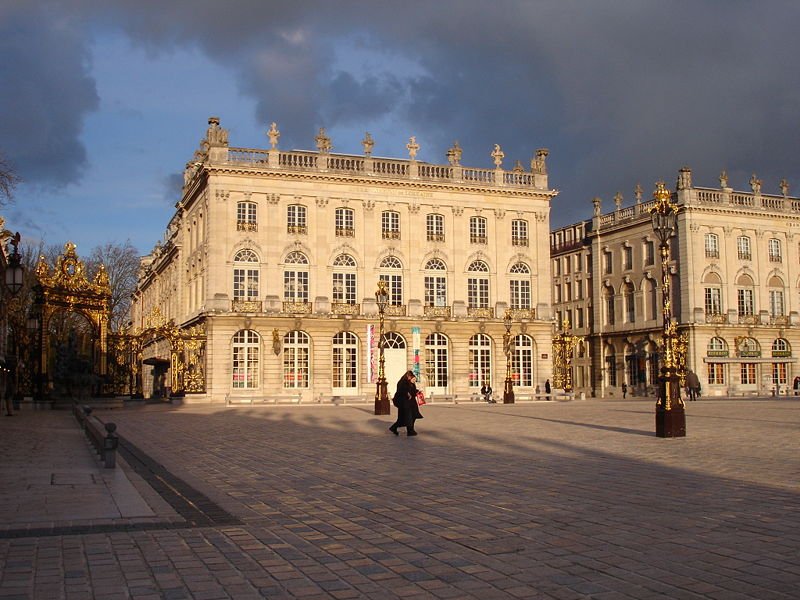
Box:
424;305;451;318
237;221;257;232
507;308;534;320
287;225;307;235
385;305;407;316
467;307;494;318
232;300;262;312
706;313;729;324
332;303;360;315
283;301;312;314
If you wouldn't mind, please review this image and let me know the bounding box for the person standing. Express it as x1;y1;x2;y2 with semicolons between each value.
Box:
544;378;551;401
685;369;701;401
622;382;628;398
389;370;423;436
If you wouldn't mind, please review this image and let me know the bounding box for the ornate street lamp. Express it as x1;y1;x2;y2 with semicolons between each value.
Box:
502;309;515;403
650;181;686;437
374;280;390;415
3;232;24;296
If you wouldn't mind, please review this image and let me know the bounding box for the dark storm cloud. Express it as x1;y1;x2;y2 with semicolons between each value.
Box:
3;0;800;225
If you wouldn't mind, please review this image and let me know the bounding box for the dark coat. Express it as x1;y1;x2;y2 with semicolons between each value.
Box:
393;376;423;422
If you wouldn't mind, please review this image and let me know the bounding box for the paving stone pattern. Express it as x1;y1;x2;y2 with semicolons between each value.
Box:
0;399;798;599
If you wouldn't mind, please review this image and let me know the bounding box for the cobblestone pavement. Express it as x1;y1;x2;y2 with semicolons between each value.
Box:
0;398;798;599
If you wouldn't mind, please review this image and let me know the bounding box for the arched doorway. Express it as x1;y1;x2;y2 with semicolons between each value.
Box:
382;332;407;392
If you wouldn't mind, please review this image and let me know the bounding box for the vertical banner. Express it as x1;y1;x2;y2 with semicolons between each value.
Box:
412;327;421;380
366;324;375;383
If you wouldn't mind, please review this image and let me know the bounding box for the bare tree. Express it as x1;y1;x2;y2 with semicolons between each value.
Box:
86;240;141;332
0;152;20;206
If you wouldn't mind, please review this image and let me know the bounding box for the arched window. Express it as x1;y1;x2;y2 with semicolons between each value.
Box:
509;262;531;309
467;260;490;309
379;256;403;305
736;274;755;316
704;272;723;316
335;207;355;237
469;216;487;244
382;332;406;349
468;333;492;388
283;331;310;388
425;333;449;388
287;204;307;234
512;334;534;387
284;251;309;301
424;259;448;307
332;331;358;389
232;330;260;389
233;249;259;301
708;337;728;354
237;201;257;231
772;338;790;355
768;275;785;318
332;254;357;305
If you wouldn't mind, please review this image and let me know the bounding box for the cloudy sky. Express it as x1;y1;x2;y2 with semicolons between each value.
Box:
2;0;799;256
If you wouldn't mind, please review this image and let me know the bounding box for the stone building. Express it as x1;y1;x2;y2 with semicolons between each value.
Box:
129;118;557;403
551;168;800;398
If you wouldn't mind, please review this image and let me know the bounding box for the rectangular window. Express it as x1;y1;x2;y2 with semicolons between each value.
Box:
234;268;259;300
512;345;533;387
705;234;719;258
576;307;585;328
769;290;785;317
704;287;722;315
284;271;309;301
469;347;491;388
772;362;787;385
287;205;307;234
576;279;583;300
564;256;571;275
427;214;445;242
623;246;633;270
511;219;528;246
707;363;725;385
553;259;561;276
332;347;357;388
554;284;562;303
737;237;751;260
606;294;615;325
644;241;655;266
467;277;489;308
737;289;754;316
469;217;487;244
606;356;617;386
424;276;447;307
604;251;613;274
510;280;531;309
574;254;582;272
379;274;403;305
333;273;356;304
381;211;400;239
335;208;355;237
768;238;782;262
741;363;756;385
237;202;257;231
425;346;449;388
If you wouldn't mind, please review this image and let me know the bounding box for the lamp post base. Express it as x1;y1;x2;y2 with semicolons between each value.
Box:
374;378;390;415
655;404;686;437
503;378;515;404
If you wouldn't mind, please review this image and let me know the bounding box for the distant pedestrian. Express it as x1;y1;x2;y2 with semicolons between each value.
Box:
481;382;495;403
793;376;800;396
544;379;551;401
622;382;628;398
685;370;701;401
389;370;423;436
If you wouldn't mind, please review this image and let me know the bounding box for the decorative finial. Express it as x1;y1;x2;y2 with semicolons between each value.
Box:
362;132;374;157
406;136;419;160
267;122;280;149
315;128;332;153
446;141;462;166
592;197;602;217
719;170;728;189
749;173;762;194
491;144;505;168
780;178;789;197
634;183;643;204
614;191;623;211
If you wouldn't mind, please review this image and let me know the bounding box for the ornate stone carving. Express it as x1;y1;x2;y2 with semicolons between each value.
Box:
750;173;762;194
205;117;228;147
315;128;332;153
446;141;462;166
719;170;729;188
452;206;464;216
531;148;549;174
780;178;789;197
362;132;374;157
407;136;419;160
491;144;505;168
267;122;280;149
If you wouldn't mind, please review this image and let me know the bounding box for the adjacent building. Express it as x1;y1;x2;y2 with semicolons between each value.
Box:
551;168;800;398
129;118;557;403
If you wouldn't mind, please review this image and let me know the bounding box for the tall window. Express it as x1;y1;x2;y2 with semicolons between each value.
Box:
237;201;257;231
604;251;613;274
469;216;487;244
623;282;635;322
553;258;561;276
381;211;400;239
605;287;615;325
467;260;490;308
703;272;722;315
707;363;724;385
646;278;658;321
509;262;531;309
740;363;756;385
736;274;755;316
233;249;259;301
769;276;785;317
332;254;357;304
425;333;449;388
232;330;259;389
427;214;445;242
468;333;492;388
332;331;358;389
287;204;307;234
511;219;528;246
768;238;782;262
644;240;655;266
424;259;448;307
705;233;719;258
284;251;309;301
772;362;787;386
335;207;355;237
512;334;533;387
605;350;617;386
737;236;751;260
623;246;633;270
283;331;310;388
379;256;403;305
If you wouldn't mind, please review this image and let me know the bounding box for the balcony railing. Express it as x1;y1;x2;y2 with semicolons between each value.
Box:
771;315;789;325
385;304;407;316
467;307;494;318
237;221;258;232
738;314;758;325
424;305;451;318
382;230;401;240
705;312;729;324
336;227;355;237
332;302;360;315
427;233;445;242
287;225;307;235
507;308;535;320
512;236;529;247
232;300;262;312
283;301;312;314
470;235;487;245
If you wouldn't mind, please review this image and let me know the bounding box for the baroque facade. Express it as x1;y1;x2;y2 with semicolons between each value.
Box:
551;168;800;398
129;118;557;403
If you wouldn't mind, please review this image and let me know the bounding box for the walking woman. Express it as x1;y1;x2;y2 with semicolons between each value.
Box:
389;370;423;436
